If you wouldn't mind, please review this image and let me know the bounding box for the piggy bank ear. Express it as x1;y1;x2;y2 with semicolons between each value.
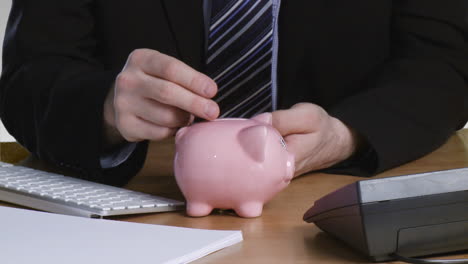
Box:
238;125;268;162
175;127;189;142
251;112;272;125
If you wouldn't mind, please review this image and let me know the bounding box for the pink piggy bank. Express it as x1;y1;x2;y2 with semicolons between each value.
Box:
174;113;295;218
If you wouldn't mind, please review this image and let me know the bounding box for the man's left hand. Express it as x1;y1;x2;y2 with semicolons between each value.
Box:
272;103;358;178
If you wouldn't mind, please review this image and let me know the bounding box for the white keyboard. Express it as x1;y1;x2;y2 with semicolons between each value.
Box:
0;162;184;218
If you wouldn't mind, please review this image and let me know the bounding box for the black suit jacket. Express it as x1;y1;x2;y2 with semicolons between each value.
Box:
1;0;468;185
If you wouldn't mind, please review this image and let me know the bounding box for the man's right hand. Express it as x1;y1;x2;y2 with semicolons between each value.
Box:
103;49;219;146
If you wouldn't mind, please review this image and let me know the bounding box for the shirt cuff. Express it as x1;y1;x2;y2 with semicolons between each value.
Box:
100;142;138;169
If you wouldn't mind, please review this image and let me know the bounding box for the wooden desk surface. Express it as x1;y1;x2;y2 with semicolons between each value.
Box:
3;130;468;263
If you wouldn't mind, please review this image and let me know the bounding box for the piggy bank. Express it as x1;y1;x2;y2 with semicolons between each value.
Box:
174;113;295;218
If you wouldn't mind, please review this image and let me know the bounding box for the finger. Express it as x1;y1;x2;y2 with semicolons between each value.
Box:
129;98;193;128
284;133;315;157
131;49;218;98
272;103;326;136
141;75;220;120
117;114;177;142
136;117;178;141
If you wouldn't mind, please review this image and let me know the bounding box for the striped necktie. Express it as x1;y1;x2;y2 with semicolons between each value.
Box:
205;0;276;118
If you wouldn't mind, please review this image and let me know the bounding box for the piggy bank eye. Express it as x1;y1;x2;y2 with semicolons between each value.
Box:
280;137;286;149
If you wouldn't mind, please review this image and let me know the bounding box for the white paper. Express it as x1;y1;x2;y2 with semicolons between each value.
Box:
0;206;242;264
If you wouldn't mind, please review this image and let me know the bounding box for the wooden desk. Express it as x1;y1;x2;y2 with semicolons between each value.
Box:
3;130;468;263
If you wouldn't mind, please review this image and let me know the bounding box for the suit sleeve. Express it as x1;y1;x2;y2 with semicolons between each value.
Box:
0;0;148;186
328;0;468;176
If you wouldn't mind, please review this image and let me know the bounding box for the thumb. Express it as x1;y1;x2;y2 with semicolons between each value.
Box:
272;103;324;136
272;109;297;136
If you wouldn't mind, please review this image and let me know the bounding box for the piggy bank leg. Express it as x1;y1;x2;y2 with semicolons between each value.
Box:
235;202;264;218
186;202;213;217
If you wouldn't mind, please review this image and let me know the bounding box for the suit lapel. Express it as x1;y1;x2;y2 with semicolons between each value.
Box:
162;0;204;71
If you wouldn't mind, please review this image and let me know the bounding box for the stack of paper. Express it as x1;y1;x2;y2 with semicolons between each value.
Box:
0;206;242;264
